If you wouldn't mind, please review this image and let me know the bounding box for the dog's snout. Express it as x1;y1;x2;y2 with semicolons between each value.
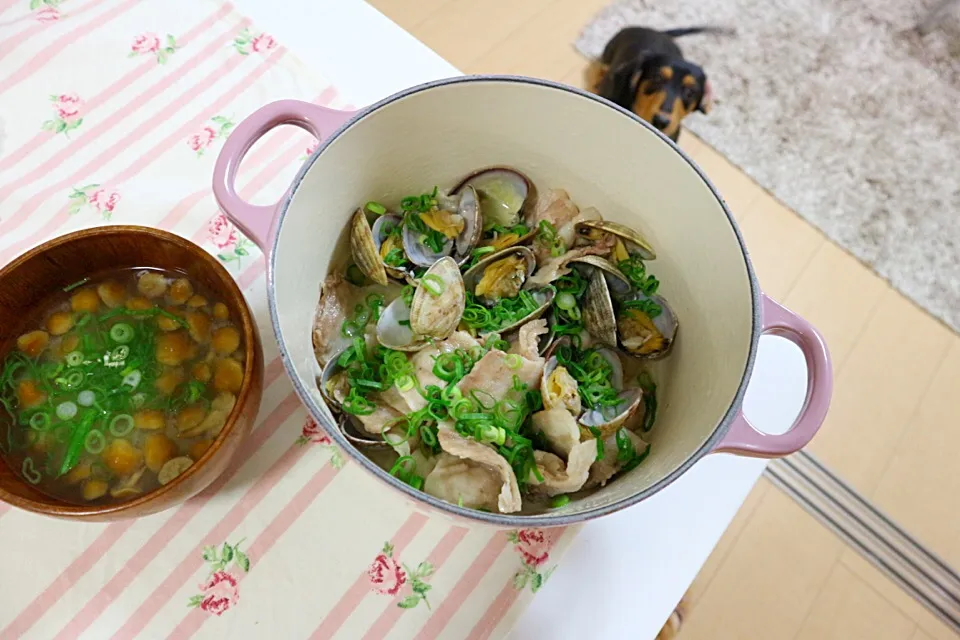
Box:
651;113;671;129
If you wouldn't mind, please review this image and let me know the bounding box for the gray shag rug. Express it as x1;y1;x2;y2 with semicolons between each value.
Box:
576;1;960;333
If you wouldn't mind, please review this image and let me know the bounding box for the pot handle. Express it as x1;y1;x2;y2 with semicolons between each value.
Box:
713;293;833;458
213;99;356;252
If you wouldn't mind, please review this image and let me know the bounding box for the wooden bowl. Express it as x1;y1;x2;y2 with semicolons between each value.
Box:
0;226;263;521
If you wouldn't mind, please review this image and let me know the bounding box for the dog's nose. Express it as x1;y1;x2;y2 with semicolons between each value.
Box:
651;113;671;129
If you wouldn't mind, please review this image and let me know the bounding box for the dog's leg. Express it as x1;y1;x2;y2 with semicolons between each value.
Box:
584;60;609;93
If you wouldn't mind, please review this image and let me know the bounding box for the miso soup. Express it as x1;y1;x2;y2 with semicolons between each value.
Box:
0;269;245;504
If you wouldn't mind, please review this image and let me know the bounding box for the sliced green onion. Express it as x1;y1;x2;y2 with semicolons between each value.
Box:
109;413;135;437
345;264;366;286
389;455;416;478
75;312;92;328
65;351;85;367
111;345;130;362
395;375;415;392
63;277;89;292
29;412;51;431
365;201;387;215
556;292;577;311
60;370;84;389
550;495;571;508
122;370;142;390
56;401;78;421
422;274;445;297
589;426;604;460
409;475;424;490
59;412;95;475
77;390;96;407
84;429;106;454
503;354;522;370
131;393;146;409
109;323;135;344
21;458;41;484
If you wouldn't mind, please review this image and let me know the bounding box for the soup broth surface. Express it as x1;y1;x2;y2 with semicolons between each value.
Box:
0;268;245;505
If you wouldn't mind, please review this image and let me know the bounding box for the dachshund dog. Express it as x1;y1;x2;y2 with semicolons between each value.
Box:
587;26;731;141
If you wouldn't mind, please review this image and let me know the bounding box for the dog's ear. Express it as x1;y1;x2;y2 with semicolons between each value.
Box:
603;59;645;107
697;79;713;114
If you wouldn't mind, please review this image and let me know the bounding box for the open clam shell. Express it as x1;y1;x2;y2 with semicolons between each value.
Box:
371;214;413;281
497;287;556;335
402;219;454;267
319;345;352;410
376;296;428;351
575;219;657;261
581;268;618;348
410;257;465;339
338;413;390;448
462;246;536;304
350;209;389;286
540;355;582;415
617;293;678;359
569;255;632;297
452;167;535;229
453;186;483;263
578;387;644;439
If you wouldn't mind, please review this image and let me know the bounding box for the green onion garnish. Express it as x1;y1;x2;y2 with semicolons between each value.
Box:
365;201;387;215
109;323;135;344
84;429;106;454
29;412;51;431
63;278;90;292
21;458;41;484
108;413;135;437
65;351;84;367
55;401;78;421
550;495;571;508
638;371;657;432
504;354;522;370
422;274;445;297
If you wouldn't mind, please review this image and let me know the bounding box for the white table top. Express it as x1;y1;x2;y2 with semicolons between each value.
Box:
232;1;810;636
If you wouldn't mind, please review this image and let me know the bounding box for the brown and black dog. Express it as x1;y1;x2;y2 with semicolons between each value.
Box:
587;26;731;141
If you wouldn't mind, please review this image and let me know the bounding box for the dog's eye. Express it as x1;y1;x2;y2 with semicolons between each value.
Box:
682;86;697;103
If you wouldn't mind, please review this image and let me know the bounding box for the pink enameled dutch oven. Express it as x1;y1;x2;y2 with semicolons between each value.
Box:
213;76;833;527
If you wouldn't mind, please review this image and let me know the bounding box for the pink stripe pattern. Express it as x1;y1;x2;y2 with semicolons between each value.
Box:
0;48;286;263
0;14;250;220
170;462;344;638
0;3;232;176
415;534;511;640
0;0;139;94
309;513;430;640
465;529;566;640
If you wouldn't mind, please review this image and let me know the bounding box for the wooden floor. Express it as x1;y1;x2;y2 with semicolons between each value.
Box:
366;1;960;638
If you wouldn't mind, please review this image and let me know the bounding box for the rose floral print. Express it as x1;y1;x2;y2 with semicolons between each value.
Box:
508;529;556;593
30;0;61;22
296;416;345;468
42;93;83;136
368;542;435;609
67;184;120;219
128;33;179;64
187;539;251;616
232;28;276;55
207;212;253;268
299;140;318;162
187;115;234;157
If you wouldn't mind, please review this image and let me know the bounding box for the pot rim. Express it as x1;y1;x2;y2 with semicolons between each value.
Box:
267;75;761;527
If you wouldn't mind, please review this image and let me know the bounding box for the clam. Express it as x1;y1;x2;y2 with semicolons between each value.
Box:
376;296;428;351
540;356;582;416
350;209;389;286
568;255;632;297
578;387;644;439
338;413;390;448
617;292;678;359
371;214;413;280
462;246;536;304
410;257;465;339
581;268;618;348
452;167;534;229
319;347;351;410
403;187;483;267
575;219;657;261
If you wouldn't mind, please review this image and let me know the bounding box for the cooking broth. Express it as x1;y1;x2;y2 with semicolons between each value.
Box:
0;268;245;505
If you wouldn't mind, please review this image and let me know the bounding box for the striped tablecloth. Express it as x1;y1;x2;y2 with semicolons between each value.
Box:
0;1;578;637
